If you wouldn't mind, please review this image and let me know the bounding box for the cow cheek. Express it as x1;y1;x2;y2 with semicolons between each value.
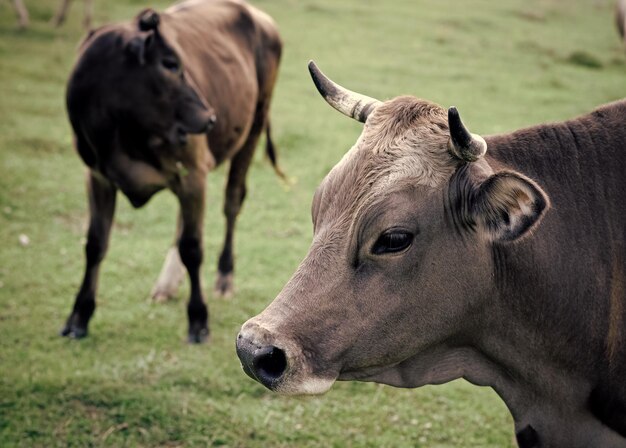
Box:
327;276;416;370
341;259;453;370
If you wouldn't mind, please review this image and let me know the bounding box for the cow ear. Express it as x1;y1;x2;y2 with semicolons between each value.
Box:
137;8;160;31
125;32;154;66
472;171;549;242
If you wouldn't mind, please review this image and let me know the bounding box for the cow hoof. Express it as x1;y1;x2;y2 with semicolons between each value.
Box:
188;324;209;344
151;290;174;303
151;247;186;302
60;314;88;339
60;324;88;338
213;273;234;298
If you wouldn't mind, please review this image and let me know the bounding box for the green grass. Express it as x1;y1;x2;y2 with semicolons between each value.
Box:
0;0;624;446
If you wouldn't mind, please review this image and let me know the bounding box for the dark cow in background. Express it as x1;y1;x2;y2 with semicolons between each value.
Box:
63;0;282;343
237;62;626;447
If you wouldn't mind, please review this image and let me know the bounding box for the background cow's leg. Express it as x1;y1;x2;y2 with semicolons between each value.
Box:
51;0;72;27
151;212;186;303
214;104;268;298
176;173;209;343
11;0;29;29
83;0;93;29
61;171;116;338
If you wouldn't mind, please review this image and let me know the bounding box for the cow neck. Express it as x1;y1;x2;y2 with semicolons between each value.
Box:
476;323;626;446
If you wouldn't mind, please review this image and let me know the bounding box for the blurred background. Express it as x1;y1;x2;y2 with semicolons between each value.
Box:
0;0;624;446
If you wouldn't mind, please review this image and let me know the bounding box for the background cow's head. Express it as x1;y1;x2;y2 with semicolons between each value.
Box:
236;62;549;395
66;9;216;169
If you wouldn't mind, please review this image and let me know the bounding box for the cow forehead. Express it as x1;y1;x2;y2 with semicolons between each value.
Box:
317;96;456;224
82;23;136;51
80;21;179;66
314;97;458;231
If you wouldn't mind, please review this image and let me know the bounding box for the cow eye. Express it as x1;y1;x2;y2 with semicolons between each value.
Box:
161;57;180;72
371;231;414;255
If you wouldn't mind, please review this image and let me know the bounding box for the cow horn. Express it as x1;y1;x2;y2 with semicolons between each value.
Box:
308;61;381;123
447;107;487;162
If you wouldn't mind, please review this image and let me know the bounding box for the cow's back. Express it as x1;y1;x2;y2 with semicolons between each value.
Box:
161;0;282;163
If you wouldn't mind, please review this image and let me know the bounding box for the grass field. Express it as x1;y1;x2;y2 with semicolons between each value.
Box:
0;0;624;446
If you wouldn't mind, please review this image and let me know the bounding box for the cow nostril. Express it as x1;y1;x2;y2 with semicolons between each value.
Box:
236;333;289;390
253;345;287;383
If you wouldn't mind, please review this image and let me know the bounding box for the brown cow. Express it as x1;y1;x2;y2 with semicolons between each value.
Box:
62;0;282;343
237;62;626;447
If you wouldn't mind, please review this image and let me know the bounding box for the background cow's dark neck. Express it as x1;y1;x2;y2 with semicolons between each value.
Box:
477;99;626;441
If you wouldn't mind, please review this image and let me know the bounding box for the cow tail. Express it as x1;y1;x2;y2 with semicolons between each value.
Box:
265;120;287;181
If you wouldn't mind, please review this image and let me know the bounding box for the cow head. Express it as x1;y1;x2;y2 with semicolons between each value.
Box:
236;62;549;395
66;9;216;168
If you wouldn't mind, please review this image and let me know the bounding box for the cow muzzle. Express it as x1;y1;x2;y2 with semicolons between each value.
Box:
185;112;216;135
236;320;336;395
236;335;287;389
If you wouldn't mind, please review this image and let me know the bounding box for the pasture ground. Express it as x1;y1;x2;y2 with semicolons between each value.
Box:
0;0;624;446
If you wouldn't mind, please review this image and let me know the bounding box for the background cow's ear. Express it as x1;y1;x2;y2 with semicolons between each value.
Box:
472;171;549;242
125;32;154;66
